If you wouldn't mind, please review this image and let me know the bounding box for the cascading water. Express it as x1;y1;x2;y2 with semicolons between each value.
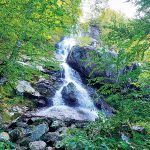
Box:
53;38;96;110
36;38;98;120
35;0;102;120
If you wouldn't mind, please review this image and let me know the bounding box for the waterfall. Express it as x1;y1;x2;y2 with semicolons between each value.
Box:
36;37;97;118
35;0;101;119
53;38;96;110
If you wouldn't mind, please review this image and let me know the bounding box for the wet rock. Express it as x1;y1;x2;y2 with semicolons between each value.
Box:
48;70;65;79
67;46;117;83
35;80;56;98
61;83;79;107
0;132;10;141
37;106;98;121
29;141;46;150
55;36;66;50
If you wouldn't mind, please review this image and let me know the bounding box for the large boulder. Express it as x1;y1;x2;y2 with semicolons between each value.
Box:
67;46;117;83
35;80;56;98
35;78;63;98
61;82;79;107
16;80;49;107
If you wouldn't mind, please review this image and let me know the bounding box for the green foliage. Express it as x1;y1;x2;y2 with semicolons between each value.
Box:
0;0;81;84
76;36;93;46
63;3;150;150
63;94;150;149
0;141;14;150
0;0;81;114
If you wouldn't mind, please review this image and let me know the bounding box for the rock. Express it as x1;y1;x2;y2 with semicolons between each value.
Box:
9;127;25;142
41;132;62;145
0;132;10;141
0;77;7;86
8;106;28;116
88;25;100;40
57;127;68;136
19;123;49;146
35;80;56;98
67;46;117;84
121;133;129;144
131;125;145;133
50;120;66;131
46;147;54;150
48;70;65;79
94;98;114;117
0;115;3;129
61;83;79;107
29;141;46;150
36;99;48;107
55;36;66;49
12;144;28;150
36;106;98;121
29;123;49;141
16;80;40;97
42;127;68;148
36;65;45;71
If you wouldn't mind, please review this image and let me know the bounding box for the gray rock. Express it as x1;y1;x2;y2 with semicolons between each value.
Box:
41;132;62;144
0;132;10;141
88;25;100;40
16;80;40;97
46;147;54;150
35;80;56;97
19;123;49;146
29;141;46;150
9;127;25;142
67;46;117;83
51;120;66;131
0;77;7;86
14;145;28;150
94;98;114;117
0;116;3;129
61;82;79;106
121;133;129;144
29;123;49;141
131;125;145;133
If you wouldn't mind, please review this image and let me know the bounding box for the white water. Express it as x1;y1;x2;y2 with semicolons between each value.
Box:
36;37;97;118
53;38;96;110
